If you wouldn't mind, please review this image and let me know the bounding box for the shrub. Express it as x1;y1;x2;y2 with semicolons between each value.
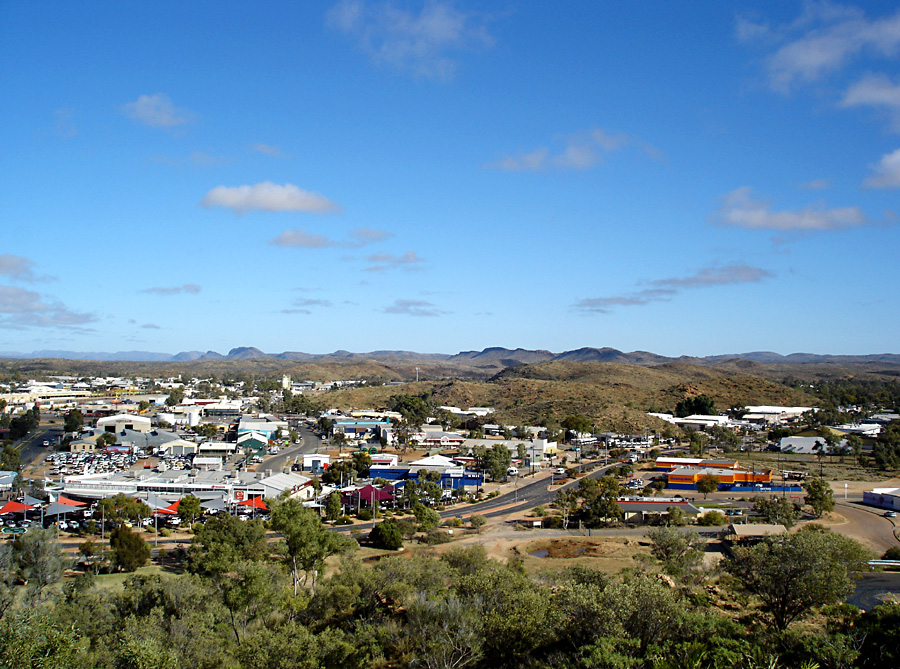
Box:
358;509;373;521
448;517;463;527
882;546;900;561
369;521;403;550
697;510;727;526
420;528;452;545
334;515;353;525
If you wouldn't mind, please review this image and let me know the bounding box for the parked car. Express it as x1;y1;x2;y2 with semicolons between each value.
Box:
884;511;897;518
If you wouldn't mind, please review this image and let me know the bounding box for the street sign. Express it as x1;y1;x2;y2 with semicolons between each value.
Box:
1;526;26;534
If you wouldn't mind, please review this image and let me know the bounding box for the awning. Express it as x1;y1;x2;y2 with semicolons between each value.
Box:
0;500;35;514
43;501;82;517
57;495;86;507
22;494;45;507
237;496;268;511
201;497;227;512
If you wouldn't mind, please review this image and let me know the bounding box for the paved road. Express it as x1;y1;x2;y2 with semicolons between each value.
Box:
834;501;900;553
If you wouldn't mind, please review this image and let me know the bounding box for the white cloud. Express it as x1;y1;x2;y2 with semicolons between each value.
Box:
0;285;96;330
201;182;339;214
864;148;900;188
141;323;161;329
741;7;900;91
365;251;423;271
250;143;287;157
712;187;868;231
798;178;831;190
382;298;444;317
0;254;53;282
327;0;493;79
841;74;900;130
574;264;773;314
485;127;657;172
122;93;192;128
270;230;337;248
140;284;202;296
270;226;392;249
54;108;78;138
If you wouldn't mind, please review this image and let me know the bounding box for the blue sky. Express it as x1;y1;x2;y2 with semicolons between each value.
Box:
1;1;898;357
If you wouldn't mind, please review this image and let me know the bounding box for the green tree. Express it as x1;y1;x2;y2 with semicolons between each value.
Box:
646;525;705;580
577;476;623;527
96;431;117;448
752;495;800;528
350;450;372;478
109;526;151;572
164;387;184;406
188;514;268;578
11;528;65;600
178;494;202;524
64;408;84;433
675;395;717;418
369;520;403;550
269;496;354;596
412;502;441;530
696;474;720;499
469;514;486;534
845;433;863;464
561;414;592;440
98;494;151;523
724;527;871;631
803;477;836;518
324;492;342;522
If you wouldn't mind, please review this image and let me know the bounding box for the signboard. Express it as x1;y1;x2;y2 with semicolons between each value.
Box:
1;526;26;534
235;490;245;501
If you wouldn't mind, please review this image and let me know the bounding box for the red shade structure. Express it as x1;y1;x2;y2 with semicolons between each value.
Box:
154;499;180;516
57;496;86;507
0;500;35;514
237;496;268;511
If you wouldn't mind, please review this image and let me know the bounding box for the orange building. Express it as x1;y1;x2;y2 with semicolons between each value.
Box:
666;465;772;491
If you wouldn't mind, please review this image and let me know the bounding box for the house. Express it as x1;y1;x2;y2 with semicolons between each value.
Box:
302;453;331;473
616;497;701;523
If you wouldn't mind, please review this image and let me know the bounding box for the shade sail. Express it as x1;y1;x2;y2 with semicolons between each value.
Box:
237;496;268;511
57;496;86;507
43;502;80;517
22;494;45;506
200;497;227;512
0;500;35;514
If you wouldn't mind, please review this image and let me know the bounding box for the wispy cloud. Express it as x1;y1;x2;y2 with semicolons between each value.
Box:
250;143;287;157
712;187;870;231
327;0;493;79
383;298;445;317
485;128;660;172
140;284;202;296
0;254;54;282
841;74;900;130
864;148;900;188
54;108;78;138
122;93;193;128
141;323;161;329
574;264;773;314
0;285;96;330
270;230;337;248
798;178;831;190
281;297;333;315
738;6;900;92
270;227;392;249
365;251;423;271
201;182;339;214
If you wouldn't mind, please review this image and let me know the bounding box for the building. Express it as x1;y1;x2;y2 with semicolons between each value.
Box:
655;457;741;472
779;436;848;455
666;465;772;491
863;487;900;512
617;497;701;523
96;413;152;434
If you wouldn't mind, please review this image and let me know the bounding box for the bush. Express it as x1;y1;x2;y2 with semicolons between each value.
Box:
543;516;564;529
420;528;452;545
448;517;463;527
369;521;403;550
697;510;727;526
882;546;900;561
109;526;150;572
335;515;353;525
358;509;373;521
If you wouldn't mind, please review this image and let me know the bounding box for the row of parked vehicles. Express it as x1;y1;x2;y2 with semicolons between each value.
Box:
45;450;143;476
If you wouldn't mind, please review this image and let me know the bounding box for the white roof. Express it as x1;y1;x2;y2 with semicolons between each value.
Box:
409;454;457;467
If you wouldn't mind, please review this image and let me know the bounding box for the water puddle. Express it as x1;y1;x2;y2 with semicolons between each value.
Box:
529;548;549;558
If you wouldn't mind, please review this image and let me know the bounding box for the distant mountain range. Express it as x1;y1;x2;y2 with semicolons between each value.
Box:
1;346;898;366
